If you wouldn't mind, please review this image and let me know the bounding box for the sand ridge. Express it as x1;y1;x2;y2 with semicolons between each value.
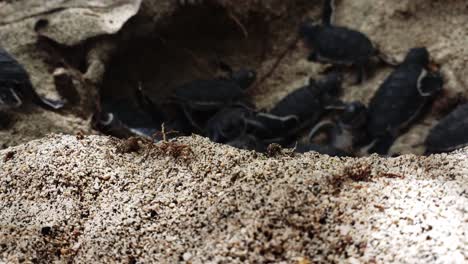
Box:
0;135;466;263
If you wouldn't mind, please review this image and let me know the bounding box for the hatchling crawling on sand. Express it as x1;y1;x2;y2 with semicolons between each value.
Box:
171;68;256;130
425;103;468;154
0;47;64;111
250;72;343;143
365;47;443;155
204;106;254;143
299;0;394;83
308;101;368;155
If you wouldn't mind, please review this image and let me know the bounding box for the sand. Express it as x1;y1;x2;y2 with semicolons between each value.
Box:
1;0;468;263
0;135;466;263
1;0;467;154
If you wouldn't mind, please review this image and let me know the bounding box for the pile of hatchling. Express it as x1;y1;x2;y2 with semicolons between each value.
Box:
0;0;466;156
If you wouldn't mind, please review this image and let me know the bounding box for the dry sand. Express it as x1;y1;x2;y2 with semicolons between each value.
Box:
0;135;466;263
1;0;468;154
1;0;468;263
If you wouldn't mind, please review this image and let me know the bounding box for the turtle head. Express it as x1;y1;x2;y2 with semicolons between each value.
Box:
339;101;367;128
231;69;256;90
420;71;444;96
315;72;343;96
404;47;429;66
299;20;321;45
299;19;321;38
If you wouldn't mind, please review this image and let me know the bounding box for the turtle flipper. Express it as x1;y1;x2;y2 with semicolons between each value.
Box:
35;96;65;110
322;0;336;26
308;120;335;141
181;105;204;132
27;82;65;110
418;71;443;97
0;87;23;110
256;113;300;130
307;52;319;62
368;134;395;155
135;83;166;122
355;65;366;84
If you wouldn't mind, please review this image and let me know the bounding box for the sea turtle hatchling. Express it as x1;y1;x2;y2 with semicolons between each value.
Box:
96;99;162;139
204;106;254;143
365;47;443;155
299;0;394;84
96;85;167;139
0;47;64;111
308;101;368;154
425;102;468;154
250;72;343;143
171;68;256;130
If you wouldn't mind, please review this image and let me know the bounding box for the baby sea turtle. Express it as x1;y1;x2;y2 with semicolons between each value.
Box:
251;72;343;142
136;83;193;137
96;99;162;139
171;69;256;130
0;47;64;111
425;103;468;154
308;101;368;154
299;0;392;83
96;86;167;139
205;106;253;143
366;47;443;155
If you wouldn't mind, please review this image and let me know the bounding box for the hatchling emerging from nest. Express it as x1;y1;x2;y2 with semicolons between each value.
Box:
425;102;468;154
0;47;64;111
299;0;396;84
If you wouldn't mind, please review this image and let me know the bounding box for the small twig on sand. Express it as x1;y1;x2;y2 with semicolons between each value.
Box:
152;123;179;142
228;11;248;38
250;35;300;94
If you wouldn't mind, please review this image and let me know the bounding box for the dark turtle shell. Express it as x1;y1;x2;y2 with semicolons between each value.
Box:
270;73;342;120
247;113;298;141
307;101;368;154
0;48;31;87
205;106;251;143
367;48;439;138
425;103;468;154
172;79;247;111
300;24;375;66
270;84;321;119
0;47;64;110
245;73;342;143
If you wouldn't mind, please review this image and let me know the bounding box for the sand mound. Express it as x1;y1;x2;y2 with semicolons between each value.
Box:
1;135;466;263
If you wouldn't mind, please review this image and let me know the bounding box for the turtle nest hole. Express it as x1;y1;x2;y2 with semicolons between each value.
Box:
101;0;319;105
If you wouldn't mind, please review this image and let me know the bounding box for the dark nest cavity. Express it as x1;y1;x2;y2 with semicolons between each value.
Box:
93;1;463;157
